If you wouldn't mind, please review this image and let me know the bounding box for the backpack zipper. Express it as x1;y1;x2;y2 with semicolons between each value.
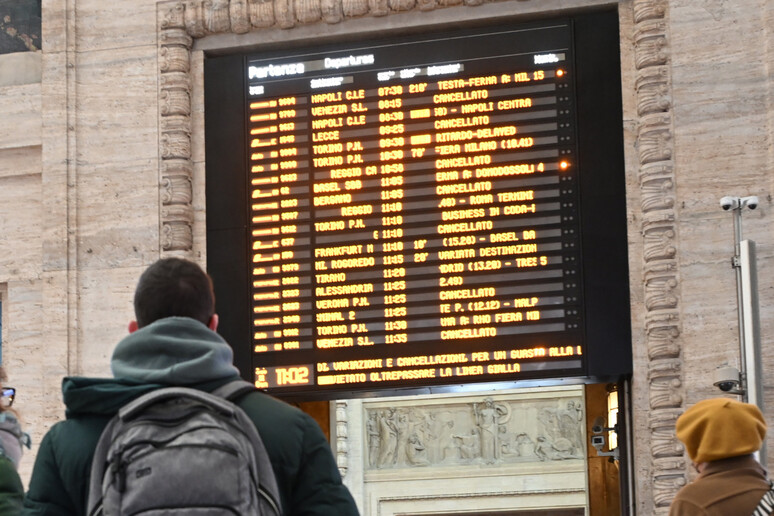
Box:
259;485;281;515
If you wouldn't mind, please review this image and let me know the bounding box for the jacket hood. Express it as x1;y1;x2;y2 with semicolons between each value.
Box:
62;317;241;417
111;316;240;384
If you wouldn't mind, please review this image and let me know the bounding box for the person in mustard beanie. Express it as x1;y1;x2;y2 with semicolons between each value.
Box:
669;397;771;515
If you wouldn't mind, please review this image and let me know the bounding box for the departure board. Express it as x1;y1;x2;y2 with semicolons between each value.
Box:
205;12;632;398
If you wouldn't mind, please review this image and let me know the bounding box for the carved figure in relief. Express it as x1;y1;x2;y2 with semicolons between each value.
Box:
536;403;584;460
534;436;551;461
366;412;380;467
409;409;434;448
558;400;584;451
498;426;521;457
437;420;457;462
452;429;480;460
406;434;430;466
473;398;510;463
377;409;397;467
422;413;441;463
534;435;580;460
393;412;411;465
516;433;536;457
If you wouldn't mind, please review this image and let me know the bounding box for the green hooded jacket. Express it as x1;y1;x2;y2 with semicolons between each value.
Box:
22;317;359;515
0;455;23;514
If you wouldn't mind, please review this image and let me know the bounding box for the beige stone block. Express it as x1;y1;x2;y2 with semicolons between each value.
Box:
191;52;207;262
0;173;42;281
679;263;736;334
191;52;205;165
0;145;41;179
41;0;68;53
39;54;71;273
617;3;637;123
74;159;161;270
669;2;766;68
668;3;770;183
0;83;42;150
74;46;159;163
192;159;208;263
676;212;734;262
76;266;148;376
40;52;69;137
0;52;42;87
75;0;158;51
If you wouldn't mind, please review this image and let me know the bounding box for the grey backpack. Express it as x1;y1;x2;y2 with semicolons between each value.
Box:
87;381;282;516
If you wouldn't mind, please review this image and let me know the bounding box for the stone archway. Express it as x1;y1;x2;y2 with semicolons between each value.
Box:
155;0;686;512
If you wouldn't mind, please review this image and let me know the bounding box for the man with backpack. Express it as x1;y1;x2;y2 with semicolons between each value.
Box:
23;257;360;515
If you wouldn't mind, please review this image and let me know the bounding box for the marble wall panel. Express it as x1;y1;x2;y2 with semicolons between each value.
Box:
0;83;41;150
74;47;159;165
191;160;208;262
0;52;42;87
74;0;159;50
190;51;204;165
190;53;208;263
667;2;773;361
0;145;40;179
75;266;148;376
663;0;774;486
40;0;67;53
668;3;771;181
0;173;42;280
40;52;78;273
74;160;160;269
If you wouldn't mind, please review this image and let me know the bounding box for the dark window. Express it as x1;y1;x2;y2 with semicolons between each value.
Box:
0;0;41;54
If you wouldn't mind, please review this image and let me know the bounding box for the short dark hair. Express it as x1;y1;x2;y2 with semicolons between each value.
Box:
133;258;215;328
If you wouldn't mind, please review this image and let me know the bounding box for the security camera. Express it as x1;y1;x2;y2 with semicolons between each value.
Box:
591;417;605;435
590;416;619;459
743;196;759;210
720;195;759;211
713;364;742;393
720;196;738;211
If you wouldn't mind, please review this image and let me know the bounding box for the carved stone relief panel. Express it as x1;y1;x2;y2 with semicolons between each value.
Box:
364;392;584;471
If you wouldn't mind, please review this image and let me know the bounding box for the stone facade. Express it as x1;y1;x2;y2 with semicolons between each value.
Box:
0;0;773;513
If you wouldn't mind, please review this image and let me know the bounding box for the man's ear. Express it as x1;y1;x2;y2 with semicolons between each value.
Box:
208;314;219;332
128;320;139;333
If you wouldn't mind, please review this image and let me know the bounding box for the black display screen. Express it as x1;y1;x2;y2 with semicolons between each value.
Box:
205;11;631;399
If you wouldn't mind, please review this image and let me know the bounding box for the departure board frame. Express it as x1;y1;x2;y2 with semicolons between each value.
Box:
205;9;631;400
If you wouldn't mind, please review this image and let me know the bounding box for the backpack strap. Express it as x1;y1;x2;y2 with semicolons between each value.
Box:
118;386;239;421
212;379;257;402
88;411;121;516
752;481;774;516
212;380;283;515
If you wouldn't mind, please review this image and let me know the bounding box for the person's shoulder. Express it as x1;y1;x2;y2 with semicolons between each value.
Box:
668;493;704;516
38;413;113;465
0;455;22;512
235;390;324;447
236;390;310;423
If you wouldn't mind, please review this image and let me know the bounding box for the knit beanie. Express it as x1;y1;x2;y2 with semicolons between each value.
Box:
676;398;766;463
